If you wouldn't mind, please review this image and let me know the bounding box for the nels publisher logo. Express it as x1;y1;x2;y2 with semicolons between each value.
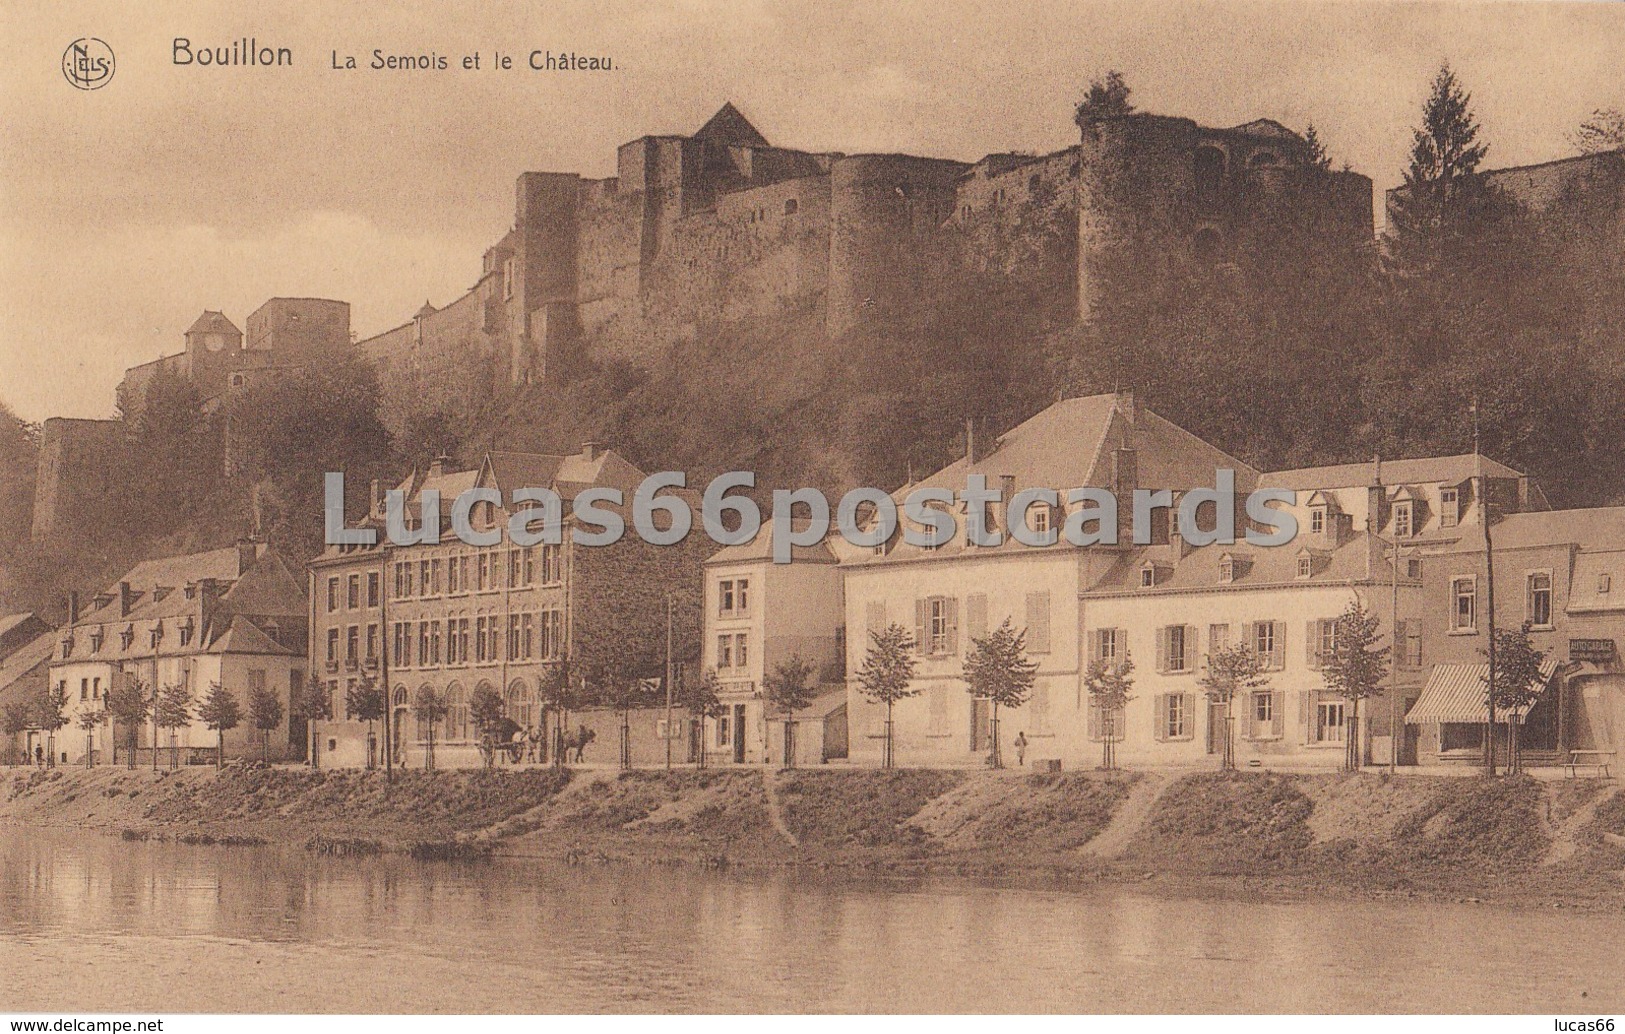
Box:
62;38;115;90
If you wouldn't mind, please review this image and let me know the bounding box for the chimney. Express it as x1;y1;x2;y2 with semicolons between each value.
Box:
964;419;979;466
1115;388;1137;425
428;454;448;478
236;538;259;577
118;581;133;617
1113;447;1137;545
370;478;383;519
1367;456;1386;535
67;591;80;626
581;441;601;462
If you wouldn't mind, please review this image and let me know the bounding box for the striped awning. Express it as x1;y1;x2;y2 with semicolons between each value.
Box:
1405;658;1560;725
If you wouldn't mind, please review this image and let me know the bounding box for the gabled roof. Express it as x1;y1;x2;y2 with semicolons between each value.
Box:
0;613;47;643
1086;531;1407;595
185;310;241;337
1259;454;1521;491
694;102;769;148
706;518;840;566
1456;506;1625;553
0;632;56;710
207;615;298;656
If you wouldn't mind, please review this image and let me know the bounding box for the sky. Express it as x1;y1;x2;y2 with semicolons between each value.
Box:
1;0;1621;423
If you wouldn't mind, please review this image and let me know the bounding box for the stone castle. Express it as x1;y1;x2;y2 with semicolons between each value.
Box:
36;100;1384;541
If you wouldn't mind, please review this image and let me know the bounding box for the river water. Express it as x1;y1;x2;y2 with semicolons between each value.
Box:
0;827;1619;1013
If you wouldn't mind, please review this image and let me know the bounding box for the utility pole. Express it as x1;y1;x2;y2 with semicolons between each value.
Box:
1477;403;1498;777
1389;534;1402;775
664;593;674;771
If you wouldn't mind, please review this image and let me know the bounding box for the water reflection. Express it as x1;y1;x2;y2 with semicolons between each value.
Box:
0;827;1620;1013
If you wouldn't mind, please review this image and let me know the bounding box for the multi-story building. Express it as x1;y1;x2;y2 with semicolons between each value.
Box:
1080;523;1421;769
311;444;709;768
701;519;846;765
48;542;307;764
839;390;1261;767
1406;506;1625;766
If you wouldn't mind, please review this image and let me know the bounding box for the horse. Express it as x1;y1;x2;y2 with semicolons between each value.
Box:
479;718;526;767
559;726;596;763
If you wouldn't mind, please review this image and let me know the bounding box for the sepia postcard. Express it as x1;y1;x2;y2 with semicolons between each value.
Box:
1;0;1623;1024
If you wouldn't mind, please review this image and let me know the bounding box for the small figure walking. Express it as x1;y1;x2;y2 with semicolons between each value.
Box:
34;744;45;769
1014;731;1028;767
525;724;540;763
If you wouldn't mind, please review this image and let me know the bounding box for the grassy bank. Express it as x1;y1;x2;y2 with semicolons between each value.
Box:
4;764;1622;909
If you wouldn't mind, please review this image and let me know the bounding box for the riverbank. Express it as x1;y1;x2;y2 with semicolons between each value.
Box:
4;764;1623;909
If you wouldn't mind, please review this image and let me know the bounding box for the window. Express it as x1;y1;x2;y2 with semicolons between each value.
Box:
1296;555;1313;579
421;622;433;665
1160;625;1195;673
1158;692;1193;740
1440;488;1459;528
1408;558;1422;579
1452;577;1477;632
719;579;734;614
1140;563;1156;588
1251;690;1278;739
1087;702;1121;742
784;198;798;215
327;577;339;613
367;572;380;607
1310;618;1337;670
179;619;194;647
717;634;734;670
79;678;88;701
1030;506;1051;537
120;627;134;650
1395;619;1423;668
346;626;359;664
540;611;563;660
1219;557;1236;584
1254;621;1282;668
1600;573;1613;595
1527;572;1553;628
326;628;339;663
366;624;379;663
1393;502;1414;538
1309;506;1326;534
927;686;950;736
454;618;471;664
716;715;731;748
430;621;443;666
539;544;562;585
1029;684;1052;734
474;617;488;662
92;677;101;700
1208;623;1230;654
1312;692;1346;744
90;631;103;653
347;574;360;609
1092;627;1123;665
925;597;956;655
503;257;515;300
508;614;523;661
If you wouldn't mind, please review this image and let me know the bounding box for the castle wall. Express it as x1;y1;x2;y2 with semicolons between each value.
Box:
1483;151;1625;275
31;418;128;543
574;177;642;351
949;148;1080;284
244;298;351;357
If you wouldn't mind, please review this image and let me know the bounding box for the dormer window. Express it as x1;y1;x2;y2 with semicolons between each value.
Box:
60;637;74;660
150;624;164;648
180;619;195;647
89;631;103;653
1600;573;1613;595
1439;488;1459;528
1309;506;1326;535
120;627;134;650
1219;557;1237;584
1393;501;1414;538
1140;562;1157;588
1029;505;1051;537
1296;554;1313;580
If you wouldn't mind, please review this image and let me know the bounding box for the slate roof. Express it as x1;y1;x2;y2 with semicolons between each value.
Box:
1259;454;1522;491
185;310;241;337
1085;530;1409;595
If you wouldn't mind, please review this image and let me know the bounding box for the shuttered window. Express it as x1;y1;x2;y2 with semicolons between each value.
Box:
1025;592;1051;654
1030;684;1051;733
1154;692;1195;741
1252;621;1286;670
865;601;887;640
915;596;959;656
966;593;989;643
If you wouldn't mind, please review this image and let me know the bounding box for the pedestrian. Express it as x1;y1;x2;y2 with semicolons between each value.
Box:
1014;731;1028;767
526;724;540;763
34;744;44;769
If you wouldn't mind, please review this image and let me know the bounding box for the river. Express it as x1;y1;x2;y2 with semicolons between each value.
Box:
0;828;1619;1013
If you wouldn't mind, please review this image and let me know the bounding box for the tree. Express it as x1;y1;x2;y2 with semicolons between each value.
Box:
1198;644;1270;770
580;638;657;770
1482;622;1546;775
684;667;726;770
76;708;105;767
346;674;386;769
962;619;1038;769
1083;654;1136;772
299;673;334;769
1073;69;1134;128
197;682;241;770
3;701;31;766
1303;123;1333;171
156;682;193;769
248;682;284;764
1388;63;1492;276
470;683;506;770
540;658;581;768
106;680;150;769
412;686;448;771
1571;108;1625;155
1321;599;1391;772
855;623;919;769
32;682;68;767
764;655;818;770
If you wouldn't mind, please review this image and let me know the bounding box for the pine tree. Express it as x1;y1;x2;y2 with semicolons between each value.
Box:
1571;108;1625;155
1320;599;1390;772
1073;70;1134;128
1388;63;1491;278
197;682;242;770
855;624;919;769
962;619;1038;769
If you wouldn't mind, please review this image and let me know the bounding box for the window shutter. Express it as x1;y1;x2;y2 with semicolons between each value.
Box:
1180;693;1196;739
1155;626;1168;674
1087;629;1100;665
967;593;988;642
1271;692;1284;739
1409;626;1422;668
1244;621;1257;659
1271;622;1285;670
1186;625;1199;671
1154;694;1168;741
1025;592;1051;654
866;601;886;638
946;597;959;655
914;599;928;655
1087;702;1100;741
1393;619;1406;666
1238;694;1252;741
1306;621;1319;670
1299;689;1313;744
1525;576;1535;624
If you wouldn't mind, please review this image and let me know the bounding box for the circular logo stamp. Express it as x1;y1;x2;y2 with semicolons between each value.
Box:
62;38;115;90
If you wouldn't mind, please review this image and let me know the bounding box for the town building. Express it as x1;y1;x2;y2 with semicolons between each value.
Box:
309;444;709;769
0;616;57;765
1406;506;1625;766
701;519;846;766
47;542;307;765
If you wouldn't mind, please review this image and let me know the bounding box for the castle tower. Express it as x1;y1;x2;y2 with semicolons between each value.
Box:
182;310;243;400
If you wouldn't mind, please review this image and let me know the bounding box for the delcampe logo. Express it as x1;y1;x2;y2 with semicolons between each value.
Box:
62;38;115;90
